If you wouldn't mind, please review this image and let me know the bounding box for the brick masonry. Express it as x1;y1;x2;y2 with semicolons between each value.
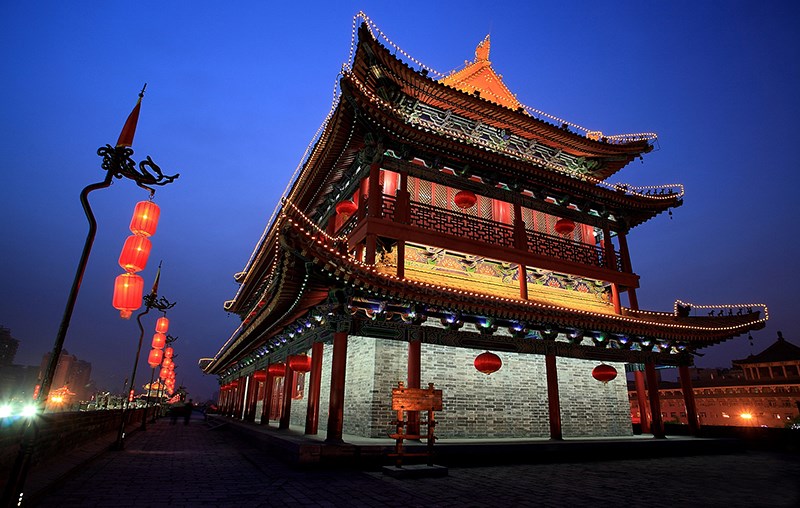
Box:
287;332;631;439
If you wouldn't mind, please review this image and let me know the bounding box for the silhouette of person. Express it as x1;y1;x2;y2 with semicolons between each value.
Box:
184;399;193;425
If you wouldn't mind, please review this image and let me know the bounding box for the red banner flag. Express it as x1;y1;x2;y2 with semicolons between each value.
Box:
116;84;146;148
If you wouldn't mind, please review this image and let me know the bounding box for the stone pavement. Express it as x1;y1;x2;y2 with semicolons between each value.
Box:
31;412;800;508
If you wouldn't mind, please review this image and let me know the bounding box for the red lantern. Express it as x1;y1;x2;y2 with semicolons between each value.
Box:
129;201;161;237
164;346;174;359
162;357;174;369
159;366;169;379
335;199;358;216
118;235;152;273
253;370;267;381
155;316;169;334
474;351;502;375
454;190;477;209
147;348;163;368
592;363;618;384
554;218;575;235
151;332;166;349
288;354;312;373
112;273;144;319
267;362;286;377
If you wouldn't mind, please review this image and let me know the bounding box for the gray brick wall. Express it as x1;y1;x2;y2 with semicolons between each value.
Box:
289;333;631;439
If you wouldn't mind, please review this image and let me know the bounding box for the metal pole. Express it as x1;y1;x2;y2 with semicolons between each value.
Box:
141;367;156;431
1;173;113;508
114;306;151;450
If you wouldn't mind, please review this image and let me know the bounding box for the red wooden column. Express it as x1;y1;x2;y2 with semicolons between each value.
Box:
357;178;369;221
601;227;616;271
260;370;274;425
279;362;295;429
305;342;324;434
617;230;633;273
545;353;563;440
634;369;651;433
623;263;648;433
610;284;622;314
679;364;700;435
228;383;235;416
227;381;236;417
645;360;666;438
367;162;382;218
407;338;421;436
364;162;382;265
395;171;410;279
236;378;247;419
627;287;640;312
326;332;348;442
326;214;337;236
617;231;640;309
513;202;528;300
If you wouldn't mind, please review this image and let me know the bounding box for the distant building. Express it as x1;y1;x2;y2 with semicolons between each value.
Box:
630;332;800;428
0;326;40;402
39;350;93;406
0;326;19;366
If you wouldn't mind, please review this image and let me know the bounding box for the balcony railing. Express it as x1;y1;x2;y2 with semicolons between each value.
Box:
524;228;620;271
408;201;516;249
366;194;622;271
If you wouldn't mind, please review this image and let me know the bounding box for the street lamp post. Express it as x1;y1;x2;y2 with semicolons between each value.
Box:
0;86;178;508
114;288;175;448
146;334;176;425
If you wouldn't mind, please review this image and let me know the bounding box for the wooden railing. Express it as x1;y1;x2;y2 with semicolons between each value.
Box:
375;194;622;271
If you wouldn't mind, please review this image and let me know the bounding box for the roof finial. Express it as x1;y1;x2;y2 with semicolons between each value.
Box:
475;34;490;62
777;330;784;341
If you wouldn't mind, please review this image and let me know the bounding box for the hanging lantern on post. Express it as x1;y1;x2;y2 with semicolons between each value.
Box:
118;235;152;273
155;316;169;334
592;363;618;384
454;190;477;209
147;348;163;368
554;218;575;235
164;346;174;359
129;201;161;237
288;354;312;373
474;351;502;375
112;273;144;319
151;332;166;350
267;362;286;377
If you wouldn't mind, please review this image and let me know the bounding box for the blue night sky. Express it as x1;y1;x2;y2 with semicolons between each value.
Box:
1;1;798;402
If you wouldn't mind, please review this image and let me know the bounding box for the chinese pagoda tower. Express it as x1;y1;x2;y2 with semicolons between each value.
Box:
201;13;767;442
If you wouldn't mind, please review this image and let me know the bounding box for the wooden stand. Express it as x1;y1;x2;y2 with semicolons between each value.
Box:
383;382;448;478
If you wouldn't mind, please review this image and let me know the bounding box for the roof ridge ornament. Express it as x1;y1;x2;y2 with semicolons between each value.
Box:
475;34;490;62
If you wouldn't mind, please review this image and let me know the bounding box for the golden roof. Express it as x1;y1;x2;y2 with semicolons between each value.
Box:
440;35;524;111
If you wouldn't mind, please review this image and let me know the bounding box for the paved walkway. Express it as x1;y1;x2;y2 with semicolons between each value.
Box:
31;412;800;507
